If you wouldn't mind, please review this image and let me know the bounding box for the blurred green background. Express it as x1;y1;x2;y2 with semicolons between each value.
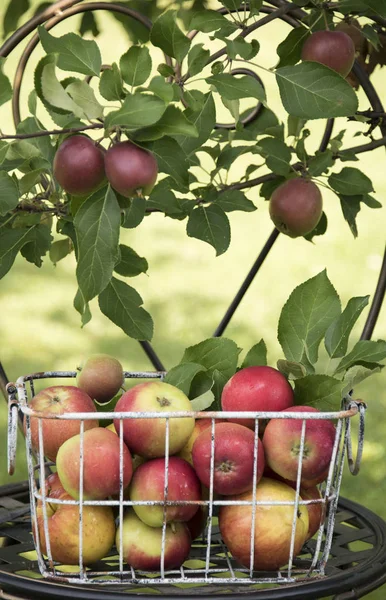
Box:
0;1;385;597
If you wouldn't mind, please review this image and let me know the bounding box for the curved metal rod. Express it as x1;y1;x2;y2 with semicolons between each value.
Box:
11;2;166;126
214;68;265;130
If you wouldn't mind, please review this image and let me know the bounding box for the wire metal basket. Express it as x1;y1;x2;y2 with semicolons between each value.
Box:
7;370;366;590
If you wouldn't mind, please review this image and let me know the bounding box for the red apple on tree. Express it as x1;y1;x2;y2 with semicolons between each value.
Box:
219;478;309;571
34;473;116;565
192;422;265;495
221;366;294;429
113;381;195;458
53;135;105;196
301;30;356;77
56;427;133;500
269;178;323;238
116;508;191;571
26;386;99;462
130;456;201;527
262;405;337;483
105;141;158;197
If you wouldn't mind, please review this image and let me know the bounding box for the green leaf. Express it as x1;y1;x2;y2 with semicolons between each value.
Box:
0;172;19;216
98;276;153;341
241;340;267;369
176;92;216;156
304;211;328;242
278;270;341;367
34;54;85;118
276;62;358;119
339;195;361;238
105;93;166;130
0;58;12;107
16;117;54;164
99;63;125;101
334;340;386;374
120;46;152;87
66;80;103;120
362;24;380;50
157;63;174;78
164;362;207;395
114;244;148;277
188;44;210;77
3;0;29;38
342;363;384;395
134;105;198;142
182;337;240;380
187;204;230;256
325;296;369;358
207;73;266;101
362;194;382;209
38;26;102;76
0;226;36;278
226;37;259;60
75;186;121;303
147;185;188;218
258;137;292;176
190;388;215;411
149;136;189;189
121;196;146;228
148;76;175;103
20;224;53;267
328;167;374;195
19;168;46;195
294;375;343;411
150;10;191;63
215;145;251;171
308;150;334;176
216;189;257;213
74;287;92;327
79;11;100;38
49;237;73;265
276;27;310;68
190;9;236;33
277;359;307;380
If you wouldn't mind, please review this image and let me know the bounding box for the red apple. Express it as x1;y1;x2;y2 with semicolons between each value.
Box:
192;422;265;495
186;505;208;541
219;478;309;571
53;135;105;196
76;354;124;404
34;473;115;565
301;30;356;78
104;141;158;198
114;381;195;458
301;486;324;540
56;427;133;500
221;366;294;429
301;467;330;489
262;406;337;482
116;508;191;571
25;386;99;462
130;456;201;527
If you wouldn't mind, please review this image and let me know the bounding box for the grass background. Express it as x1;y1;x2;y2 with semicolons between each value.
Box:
0;1;385;597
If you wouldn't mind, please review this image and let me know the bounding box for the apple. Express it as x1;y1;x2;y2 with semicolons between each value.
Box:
76;354;124;404
26;385;99;462
53;135;105;196
269;178;323;238
262;406;337;482
56;427;133;500
301;30;356;78
301;467;330;489
186;505;208;541
176;418;215;466
192;422;265;495
114;381;195;458
219;478;309;571
117;508;191;571
104;141;158;198
34;473;115;565
130;456;201;527
221;366;294;429
300;486;324;540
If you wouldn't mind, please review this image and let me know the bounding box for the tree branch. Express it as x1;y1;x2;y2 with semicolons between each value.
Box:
339;135;386;156
0;123;104;141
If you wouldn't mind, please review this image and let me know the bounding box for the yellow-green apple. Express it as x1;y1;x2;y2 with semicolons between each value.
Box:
262;406;336;483
106;422;146;473
176;418;215;466
116;508;191;571
192;422;264;496
26;386;99;462
130;456;201;527
56;427;133;500
34;473;115;565
113;381;194;458
221;366;294;429
219;478;309;571
76;354;124;404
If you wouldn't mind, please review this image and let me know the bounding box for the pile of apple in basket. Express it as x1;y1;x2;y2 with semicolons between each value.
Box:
25;271;386;574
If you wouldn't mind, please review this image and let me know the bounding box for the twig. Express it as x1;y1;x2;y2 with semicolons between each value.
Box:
0;123;104;141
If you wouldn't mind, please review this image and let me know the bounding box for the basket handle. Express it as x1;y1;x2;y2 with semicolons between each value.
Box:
7;383;19;476
347;401;366;476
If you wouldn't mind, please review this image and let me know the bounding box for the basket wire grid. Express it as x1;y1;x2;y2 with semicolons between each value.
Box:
7;371;366;588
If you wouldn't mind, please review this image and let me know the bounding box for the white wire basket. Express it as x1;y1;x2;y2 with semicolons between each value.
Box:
7;370;366;589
